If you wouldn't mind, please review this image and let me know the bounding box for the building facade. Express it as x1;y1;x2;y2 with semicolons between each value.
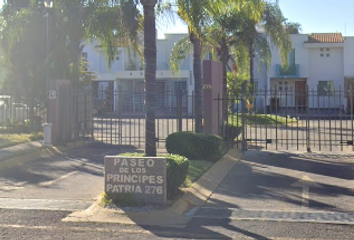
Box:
255;33;354;112
83;33;193;116
85;32;354;115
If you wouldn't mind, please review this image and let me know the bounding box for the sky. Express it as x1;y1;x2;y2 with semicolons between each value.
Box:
159;0;354;37
1;1;353;37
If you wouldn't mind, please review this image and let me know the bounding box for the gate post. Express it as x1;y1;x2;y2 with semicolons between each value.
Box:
241;82;247;151
177;85;183;132
306;85;311;152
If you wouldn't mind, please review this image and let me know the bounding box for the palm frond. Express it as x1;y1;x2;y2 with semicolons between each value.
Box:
169;35;192;74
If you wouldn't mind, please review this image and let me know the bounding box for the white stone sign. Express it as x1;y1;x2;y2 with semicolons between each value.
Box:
104;156;166;205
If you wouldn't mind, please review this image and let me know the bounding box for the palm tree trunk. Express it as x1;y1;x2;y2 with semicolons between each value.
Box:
142;0;157;156
190;32;202;133
220;38;229;122
249;44;254;108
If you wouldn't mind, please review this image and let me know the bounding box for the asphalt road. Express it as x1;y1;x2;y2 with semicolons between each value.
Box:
1;146;354;239
191;150;354;239
0;145;139;210
204;151;354;211
246;120;354;152
1;209;354;239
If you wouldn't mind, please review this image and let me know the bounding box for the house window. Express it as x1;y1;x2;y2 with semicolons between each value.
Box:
318;81;334;96
177;50;185;60
320;48;330;57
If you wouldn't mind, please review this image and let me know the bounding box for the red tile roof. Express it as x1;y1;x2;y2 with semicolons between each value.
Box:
305;33;344;43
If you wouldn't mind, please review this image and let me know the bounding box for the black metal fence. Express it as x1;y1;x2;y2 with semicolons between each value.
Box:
71;91;93;142
0;95;46;133
219;88;354;152
90;88;195;148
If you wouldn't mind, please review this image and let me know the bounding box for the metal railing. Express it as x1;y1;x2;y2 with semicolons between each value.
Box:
90;89;195;148
0;95;46;133
218;87;354;152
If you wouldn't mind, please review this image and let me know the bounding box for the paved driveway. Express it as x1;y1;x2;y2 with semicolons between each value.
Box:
0;145;138;210
194;150;354;224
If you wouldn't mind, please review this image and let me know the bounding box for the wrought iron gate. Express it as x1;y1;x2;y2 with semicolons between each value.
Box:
90;87;195;148
220;87;354;152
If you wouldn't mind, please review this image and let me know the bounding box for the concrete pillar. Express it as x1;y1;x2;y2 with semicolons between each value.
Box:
43;123;53;147
203;60;223;135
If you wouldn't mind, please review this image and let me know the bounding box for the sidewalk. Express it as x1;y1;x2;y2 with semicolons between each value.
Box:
63;148;243;226
0;140;71;172
0;141;42;161
193;150;354;225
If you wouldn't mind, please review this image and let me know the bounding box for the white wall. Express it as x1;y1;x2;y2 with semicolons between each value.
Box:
344;37;354;77
83;43;124;78
307;47;344;90
268;34;309;80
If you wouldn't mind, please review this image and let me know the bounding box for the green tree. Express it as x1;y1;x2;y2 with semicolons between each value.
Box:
0;3;48;125
138;0;158;156
171;0;265;124
171;0;211;133
285;21;302;34
240;2;292;100
84;0;158;156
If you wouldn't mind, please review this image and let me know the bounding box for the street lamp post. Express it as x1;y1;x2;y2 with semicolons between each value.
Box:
44;1;53;123
43;1;54;147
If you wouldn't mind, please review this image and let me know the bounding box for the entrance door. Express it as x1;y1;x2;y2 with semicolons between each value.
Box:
295;81;307;109
346;81;354;113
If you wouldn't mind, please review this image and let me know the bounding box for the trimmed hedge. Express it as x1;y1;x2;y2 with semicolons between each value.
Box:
165;132;226;162
116;153;189;199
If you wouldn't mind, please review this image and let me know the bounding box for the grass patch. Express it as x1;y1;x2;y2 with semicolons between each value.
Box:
0;132;43;149
229;114;297;126
182;160;214;188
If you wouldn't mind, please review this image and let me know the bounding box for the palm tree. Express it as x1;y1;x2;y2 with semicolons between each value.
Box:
171;0;265;126
85;0;157;156
140;0;158;156
202;1;264;118
285;21;302;34
171;0;211;133
241;2;292;100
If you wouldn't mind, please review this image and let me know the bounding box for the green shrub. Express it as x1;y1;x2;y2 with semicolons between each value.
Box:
115;153;189;200
165;132;226;162
165;154;189;197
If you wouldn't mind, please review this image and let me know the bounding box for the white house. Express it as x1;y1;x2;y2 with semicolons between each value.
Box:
85;31;354;115
82;33;193;116
255;33;354;112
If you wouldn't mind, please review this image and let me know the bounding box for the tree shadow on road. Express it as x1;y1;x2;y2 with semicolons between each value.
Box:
139;217;272;240
0;144;140;186
206;161;354;212
243;151;354;180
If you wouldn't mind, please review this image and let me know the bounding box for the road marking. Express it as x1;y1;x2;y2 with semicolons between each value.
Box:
0;186;25;191
0;224;347;240
0;224;211;238
0;224;151;233
0;198;92;211
38;171;78;187
195;207;354;225
292;175;322;208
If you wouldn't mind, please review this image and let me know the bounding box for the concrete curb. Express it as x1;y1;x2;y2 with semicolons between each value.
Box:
62;148;243;226
0;140;87;173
